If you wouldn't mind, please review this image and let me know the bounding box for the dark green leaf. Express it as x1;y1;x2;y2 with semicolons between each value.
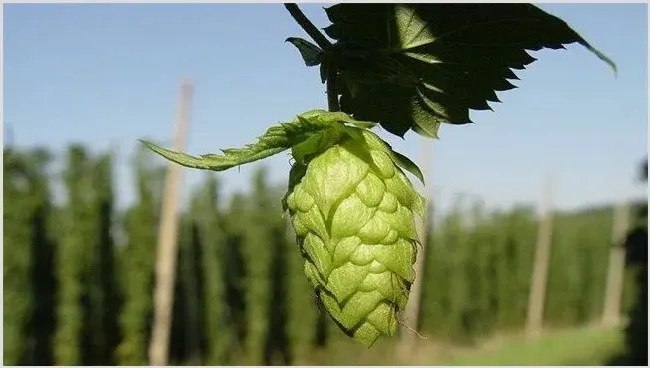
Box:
319;60;329;83
286;37;323;67
325;4;616;138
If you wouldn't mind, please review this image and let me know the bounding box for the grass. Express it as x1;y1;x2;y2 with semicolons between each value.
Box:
299;325;625;365
440;326;624;366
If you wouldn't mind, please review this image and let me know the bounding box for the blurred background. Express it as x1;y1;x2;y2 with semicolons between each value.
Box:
3;3;648;366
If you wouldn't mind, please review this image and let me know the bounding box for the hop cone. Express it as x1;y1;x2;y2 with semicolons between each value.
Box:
140;110;425;347
284;127;425;347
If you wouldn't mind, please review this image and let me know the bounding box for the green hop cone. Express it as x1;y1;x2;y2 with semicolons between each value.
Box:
140;110;426;347
283;127;425;347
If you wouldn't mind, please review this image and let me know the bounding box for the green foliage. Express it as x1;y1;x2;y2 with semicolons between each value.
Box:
544;207;613;327
419;201;618;345
3;148;56;365
50;146;120;365
3;143;641;364
284;214;318;362
493;208;538;330
86;153;120;365
242;167;276;363
437;199;472;342
613;161;648;365
53;145;91;365
264;197;293;365
115;147;164;365
140;110;372;171
143;3;615;347
190;175;231;365
4;3;626;362
169;208;205;364
286;37;323;67
143;110;429;346
220;192;250;361
3;149;35;366
442;327;624;366
298;4;615;138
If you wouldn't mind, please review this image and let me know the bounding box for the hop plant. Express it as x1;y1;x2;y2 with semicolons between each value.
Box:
143;3;616;348
142;110;426;346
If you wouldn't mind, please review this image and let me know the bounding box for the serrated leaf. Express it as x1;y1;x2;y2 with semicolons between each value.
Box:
286;37;323;67
325;4;617;138
141;110;383;172
141;110;336;171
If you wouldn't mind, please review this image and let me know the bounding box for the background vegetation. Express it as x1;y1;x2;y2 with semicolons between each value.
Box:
3;144;646;365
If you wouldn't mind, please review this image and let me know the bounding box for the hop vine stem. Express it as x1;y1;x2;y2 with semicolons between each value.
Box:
284;3;340;112
283;3;331;50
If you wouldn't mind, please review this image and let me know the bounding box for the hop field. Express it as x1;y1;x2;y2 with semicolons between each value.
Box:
4;145;644;365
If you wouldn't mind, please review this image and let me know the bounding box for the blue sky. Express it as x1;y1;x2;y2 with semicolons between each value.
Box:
4;3;648;214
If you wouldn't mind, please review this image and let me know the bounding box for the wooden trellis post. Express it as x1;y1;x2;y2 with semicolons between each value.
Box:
602;202;631;328
148;79;193;366
526;175;554;339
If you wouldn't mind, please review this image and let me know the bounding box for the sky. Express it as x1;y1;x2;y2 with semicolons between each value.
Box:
4;3;648;214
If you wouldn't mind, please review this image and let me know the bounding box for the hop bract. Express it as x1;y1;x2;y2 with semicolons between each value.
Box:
284;127;425;347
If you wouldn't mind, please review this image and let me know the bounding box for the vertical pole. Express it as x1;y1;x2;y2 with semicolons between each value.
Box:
526;175;554;339
602;202;631;327
148;79;193;366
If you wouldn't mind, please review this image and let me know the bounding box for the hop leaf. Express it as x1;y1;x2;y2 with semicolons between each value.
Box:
324;3;616;138
284;126;425;347
286;37;324;67
140;110;333;171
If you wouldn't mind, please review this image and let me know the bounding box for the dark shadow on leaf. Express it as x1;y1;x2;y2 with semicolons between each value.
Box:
325;4;616;138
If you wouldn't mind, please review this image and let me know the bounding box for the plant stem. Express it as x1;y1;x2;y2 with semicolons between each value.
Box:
284;4;331;50
327;66;340;112
284;3;340;112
